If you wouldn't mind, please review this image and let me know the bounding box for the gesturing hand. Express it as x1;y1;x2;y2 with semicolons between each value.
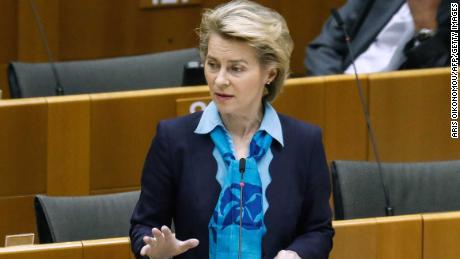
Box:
140;226;199;259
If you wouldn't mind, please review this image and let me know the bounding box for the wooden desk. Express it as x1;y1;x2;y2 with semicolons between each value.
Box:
331;214;422;259
0;211;457;259
368;68;455;162
0;196;37;247
0;238;133;259
375;215;422;259
0;98;47;196
0;98;46;246
89;87;208;194
0;241;82;259
82;237;131;259
423;211;460;259
330;217;377;259
47;95;91;196
322;74;368;161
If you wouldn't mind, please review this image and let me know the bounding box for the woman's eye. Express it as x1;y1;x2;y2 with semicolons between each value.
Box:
207;61;218;69
231;66;244;72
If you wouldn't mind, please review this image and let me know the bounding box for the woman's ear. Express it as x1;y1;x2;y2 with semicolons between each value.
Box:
266;67;278;84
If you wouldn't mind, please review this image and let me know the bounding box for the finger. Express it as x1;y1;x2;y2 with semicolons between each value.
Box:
274;250;286;259
178;238;199;253
143;235;157;246
142;236;156;245
275;250;300;259
140;244;152;256
162;225;174;242
152;228;165;245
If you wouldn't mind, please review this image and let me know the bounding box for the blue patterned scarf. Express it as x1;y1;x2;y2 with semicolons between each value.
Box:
209;125;272;259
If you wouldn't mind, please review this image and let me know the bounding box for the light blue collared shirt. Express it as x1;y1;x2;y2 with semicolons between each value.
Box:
194;101;283;214
194;101;283;147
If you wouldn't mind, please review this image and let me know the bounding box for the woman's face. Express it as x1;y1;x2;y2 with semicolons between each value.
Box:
204;33;276;117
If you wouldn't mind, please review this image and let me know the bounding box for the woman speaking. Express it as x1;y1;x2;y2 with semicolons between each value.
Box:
130;1;334;258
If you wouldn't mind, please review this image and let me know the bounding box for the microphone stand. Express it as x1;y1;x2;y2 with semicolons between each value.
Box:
331;9;394;216
238;158;246;259
28;0;65;96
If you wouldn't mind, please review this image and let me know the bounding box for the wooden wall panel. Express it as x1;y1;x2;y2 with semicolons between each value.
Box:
368;68;458;162
89;87;208;193
0;64;10;99
375;215;422;259
58;0;204;61
91;187;140;196
423;211;460;259
0;196;37;247
0;98;47;196
0;0;17;64
46;95;91;196
0;242;82;259
17;0;59;61
4;0;346;80
0;0;16;99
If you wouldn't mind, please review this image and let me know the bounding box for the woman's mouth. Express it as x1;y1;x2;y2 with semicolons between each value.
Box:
215;93;234;101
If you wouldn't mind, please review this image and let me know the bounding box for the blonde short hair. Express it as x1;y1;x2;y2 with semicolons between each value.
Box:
198;0;293;102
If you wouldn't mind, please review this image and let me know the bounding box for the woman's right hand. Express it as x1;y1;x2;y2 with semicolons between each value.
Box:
140;226;199;259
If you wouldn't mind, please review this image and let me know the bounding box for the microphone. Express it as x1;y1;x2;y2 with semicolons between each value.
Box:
28;0;64;96
331;9;394;216
238;158;245;259
239;158;246;174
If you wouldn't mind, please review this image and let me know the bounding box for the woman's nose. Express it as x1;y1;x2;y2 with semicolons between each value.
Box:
215;69;229;87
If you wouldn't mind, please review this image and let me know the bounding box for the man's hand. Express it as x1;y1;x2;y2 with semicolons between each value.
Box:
408;0;441;30
140;226;199;259
274;250;301;259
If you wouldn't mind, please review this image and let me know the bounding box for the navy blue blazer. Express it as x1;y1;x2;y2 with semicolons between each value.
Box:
130;111;334;259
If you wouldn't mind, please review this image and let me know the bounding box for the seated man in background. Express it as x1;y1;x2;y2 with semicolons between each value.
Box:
304;0;450;76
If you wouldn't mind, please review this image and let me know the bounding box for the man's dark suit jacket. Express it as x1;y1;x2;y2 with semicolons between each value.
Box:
130;111;334;259
305;0;451;75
